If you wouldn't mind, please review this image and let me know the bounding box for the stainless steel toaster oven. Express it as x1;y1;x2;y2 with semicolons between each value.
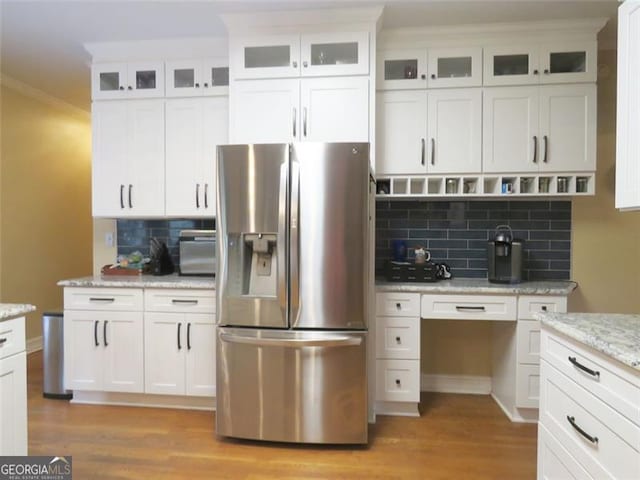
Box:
179;230;216;276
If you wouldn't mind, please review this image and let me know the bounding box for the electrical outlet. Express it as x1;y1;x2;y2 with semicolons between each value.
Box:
105;232;114;248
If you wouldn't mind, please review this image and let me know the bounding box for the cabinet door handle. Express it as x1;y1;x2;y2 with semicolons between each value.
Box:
541;305;548;312
395;302;402;310
119;86;125;91
533;136;538;163
533;69;539;75
395;336;401;344
171;299;198;305
196;183;200;209
568;356;600;378
567;416;598;444
127;86;133;91
204;83;209;88
292;107;297;138
292;61;298;68
303;107;308;137
544;69;550;75
204;183;209;209
430;74;436;80
455;306;486;312
177;323;182;350
0;337;7;345
89;297;115;303
94;320;100;347
303;60;308;68
430;138;435;165
187;323;192;350
128;184;133;208
120;185;125;209
195;83;200;88
421;138;426;166
103;320;108;347
395;379;401;386
542;135;548;163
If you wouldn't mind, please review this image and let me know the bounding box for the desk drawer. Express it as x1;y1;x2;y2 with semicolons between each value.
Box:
541;330;640;425
0;317;26;360
144;289;215;314
421;294;516;321
64;288;143;311
375;317;420;360
376;293;420;317
540;359;640;480
375;359;420;402
517;320;541;364
518;295;567;320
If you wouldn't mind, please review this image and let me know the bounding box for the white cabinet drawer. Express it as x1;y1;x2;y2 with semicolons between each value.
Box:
376;292;420;317
375;317;420;360
421;294;516;321
144;289;216;314
518;295;567;320
541;329;640;425
538;423;593;480
375;359;420;402
540;359;640;480
0;317;26;360
64;288;143;311
517;320;541;364
516;363;540;408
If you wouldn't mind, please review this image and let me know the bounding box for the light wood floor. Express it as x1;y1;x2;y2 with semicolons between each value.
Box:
27;351;537;479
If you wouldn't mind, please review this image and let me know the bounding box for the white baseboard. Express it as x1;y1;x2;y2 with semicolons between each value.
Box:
27;336;43;354
421;374;492;395
491;393;539;424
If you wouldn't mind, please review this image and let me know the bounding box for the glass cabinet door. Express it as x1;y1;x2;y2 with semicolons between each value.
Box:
203;59;229;95
166;60;201;97
232;35;301;79
377;49;428;90
91;63;127;100
127;62;164;98
427;47;482;88
483;46;540;86
300;32;369;76
539;41;597;84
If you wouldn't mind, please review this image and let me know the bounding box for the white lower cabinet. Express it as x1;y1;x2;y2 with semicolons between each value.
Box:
538;328;640;480
0;316;27;455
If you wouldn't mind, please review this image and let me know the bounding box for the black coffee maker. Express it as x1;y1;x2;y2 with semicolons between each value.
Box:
488;225;523;284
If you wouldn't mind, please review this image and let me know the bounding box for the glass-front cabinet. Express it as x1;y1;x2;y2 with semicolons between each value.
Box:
378;49;428;90
92;62;164;100
427;47;483;88
166;58;229;97
484;41;596;86
231;32;369;79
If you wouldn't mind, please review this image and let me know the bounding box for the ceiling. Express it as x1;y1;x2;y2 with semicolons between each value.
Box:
0;0;619;112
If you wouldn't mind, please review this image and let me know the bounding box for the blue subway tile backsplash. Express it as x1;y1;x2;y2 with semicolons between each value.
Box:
117;219;215;267
376;200;572;281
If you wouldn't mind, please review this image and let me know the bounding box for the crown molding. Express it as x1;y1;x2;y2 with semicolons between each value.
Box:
84;37;228;62
0;75;89;119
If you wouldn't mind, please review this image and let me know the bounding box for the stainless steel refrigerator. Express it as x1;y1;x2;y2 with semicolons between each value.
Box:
215;142;370;444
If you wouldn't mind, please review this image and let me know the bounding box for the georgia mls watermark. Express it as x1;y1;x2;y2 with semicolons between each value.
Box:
0;456;72;480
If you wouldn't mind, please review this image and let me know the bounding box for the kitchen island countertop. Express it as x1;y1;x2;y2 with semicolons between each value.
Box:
535;311;640;371
0;303;36;321
376;278;577;296
58;274;215;290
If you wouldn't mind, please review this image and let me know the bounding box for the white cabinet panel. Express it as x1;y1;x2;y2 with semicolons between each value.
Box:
376;292;421;317
376;90;427;175
166;58;229;97
427;46;482;88
375;359;420;402
377;49;428;90
300;31;369;77
0;352;27;455
517;320;541;365
301;76;369;142
92;62;164;100
518;295;567;321
185;319;216;397
144;289;216;314
539;41;597;84
484;45;539;87
538;423;593;480
375;317;420;360
144;312;186;395
103;313;144;393
231;34;301;79
427;88;482;174
516;363;540;408
421;294;517;321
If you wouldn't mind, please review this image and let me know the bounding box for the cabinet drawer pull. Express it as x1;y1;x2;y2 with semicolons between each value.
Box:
177;323;182;350
89;297;115;303
120;184;125;209
94;320;100;347
171;299;199;305
395;336;401;344
196;183;200;208
455;306;486;312
567;415;598;444
128;184;133;208
541;305;548;312
204;183;209;209
568;356;600;378
395;379;401;386
0;338;7;345
395;302;402;310
103;320;108;347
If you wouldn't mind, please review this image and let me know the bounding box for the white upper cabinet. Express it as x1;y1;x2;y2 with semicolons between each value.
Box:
426;47;483;88
484;41;596;86
92;61;164;100
377;88;481;175
231;32;369;79
165;97;228;217
378;49;428;90
483;84;596;173
166;58;229;97
616;0;640;211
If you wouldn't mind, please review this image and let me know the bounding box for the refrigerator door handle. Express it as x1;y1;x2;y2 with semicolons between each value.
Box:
277;160;288;319
219;332;362;348
290;160;300;324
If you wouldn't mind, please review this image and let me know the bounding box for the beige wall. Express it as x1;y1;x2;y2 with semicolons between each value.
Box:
422;46;640;376
0;84;93;341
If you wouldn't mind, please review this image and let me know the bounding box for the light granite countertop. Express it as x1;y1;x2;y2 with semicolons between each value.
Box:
0;303;36;321
58;274;215;290
376;278;577;296
536;312;640;371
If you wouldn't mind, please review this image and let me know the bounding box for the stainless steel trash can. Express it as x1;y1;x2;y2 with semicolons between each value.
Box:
42;312;72;399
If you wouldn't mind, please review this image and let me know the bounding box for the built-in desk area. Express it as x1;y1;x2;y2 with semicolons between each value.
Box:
374;279;577;421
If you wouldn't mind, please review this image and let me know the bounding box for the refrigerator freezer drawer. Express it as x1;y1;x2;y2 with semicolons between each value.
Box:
216;327;368;444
